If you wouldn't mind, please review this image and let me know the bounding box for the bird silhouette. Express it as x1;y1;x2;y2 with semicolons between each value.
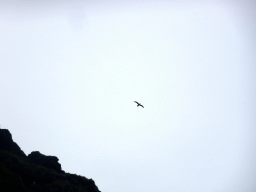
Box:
134;101;144;108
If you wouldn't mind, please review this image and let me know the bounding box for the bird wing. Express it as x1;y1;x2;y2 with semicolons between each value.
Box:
134;101;144;108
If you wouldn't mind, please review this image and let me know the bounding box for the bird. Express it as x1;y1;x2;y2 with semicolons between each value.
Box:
134;101;144;108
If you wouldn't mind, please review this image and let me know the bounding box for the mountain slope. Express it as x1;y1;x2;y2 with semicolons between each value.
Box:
0;129;101;192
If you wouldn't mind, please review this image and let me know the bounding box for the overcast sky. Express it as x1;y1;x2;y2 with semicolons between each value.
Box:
1;1;256;192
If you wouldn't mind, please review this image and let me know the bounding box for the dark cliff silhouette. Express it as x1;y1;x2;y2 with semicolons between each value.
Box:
0;129;101;192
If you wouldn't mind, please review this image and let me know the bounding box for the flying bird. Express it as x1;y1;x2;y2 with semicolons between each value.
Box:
134;101;144;108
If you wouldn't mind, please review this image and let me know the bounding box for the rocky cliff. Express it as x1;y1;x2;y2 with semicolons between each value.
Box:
0;129;101;192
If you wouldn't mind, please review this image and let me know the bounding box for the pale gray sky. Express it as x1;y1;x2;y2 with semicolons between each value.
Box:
1;1;256;192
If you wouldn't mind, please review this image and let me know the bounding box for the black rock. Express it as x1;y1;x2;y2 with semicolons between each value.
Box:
0;129;101;192
28;151;63;173
0;129;26;158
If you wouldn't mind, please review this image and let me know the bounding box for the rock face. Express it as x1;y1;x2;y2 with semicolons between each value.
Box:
28;151;63;173
0;129;26;157
0;129;101;192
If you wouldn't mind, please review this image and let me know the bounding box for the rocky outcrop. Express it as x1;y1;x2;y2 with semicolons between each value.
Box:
0;129;26;157
0;129;101;192
28;151;63;173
